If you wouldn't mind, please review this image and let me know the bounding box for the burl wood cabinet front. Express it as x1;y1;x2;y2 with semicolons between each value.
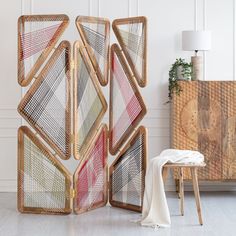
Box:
172;81;236;180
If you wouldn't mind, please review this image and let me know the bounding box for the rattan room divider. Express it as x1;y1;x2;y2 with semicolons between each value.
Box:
17;15;147;215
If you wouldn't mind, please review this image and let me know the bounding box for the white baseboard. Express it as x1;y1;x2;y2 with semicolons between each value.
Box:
165;181;236;191
0;180;17;192
0;180;236;193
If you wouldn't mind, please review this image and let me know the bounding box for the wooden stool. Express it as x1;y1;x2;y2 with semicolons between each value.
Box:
162;162;206;225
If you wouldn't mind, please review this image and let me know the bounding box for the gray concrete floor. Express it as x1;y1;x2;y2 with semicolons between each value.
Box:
0;192;236;236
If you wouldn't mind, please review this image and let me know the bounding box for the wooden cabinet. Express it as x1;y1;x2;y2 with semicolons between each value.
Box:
171;81;236;180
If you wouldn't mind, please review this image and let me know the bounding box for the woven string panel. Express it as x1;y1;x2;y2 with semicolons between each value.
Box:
18;41;71;160
109;126;147;212
18;15;69;86
73;41;107;160
76;16;110;86
172;81;236;180
74;124;108;214
112;16;147;87
109;44;146;155
17;15;147;215
18;126;72;214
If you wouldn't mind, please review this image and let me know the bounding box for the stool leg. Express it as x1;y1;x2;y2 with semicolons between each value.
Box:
175;179;180;197
179;167;184;216
162;167;168;184
190;167;203;225
175;167;180;196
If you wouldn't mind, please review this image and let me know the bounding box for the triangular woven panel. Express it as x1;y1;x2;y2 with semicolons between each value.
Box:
112;16;147;87
74;124;108;214
18;41;71;160
73;41;107;160
17;126;72;214
109;126;147;212
18;14;69;86
76;16;110;86
109;44;146;155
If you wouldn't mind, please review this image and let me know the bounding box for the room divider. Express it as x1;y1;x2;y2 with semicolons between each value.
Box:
17;14;147;215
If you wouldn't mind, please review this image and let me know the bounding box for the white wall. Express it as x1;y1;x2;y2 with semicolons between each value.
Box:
0;0;236;192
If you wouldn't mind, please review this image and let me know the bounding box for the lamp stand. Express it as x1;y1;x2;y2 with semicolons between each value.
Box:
191;55;202;81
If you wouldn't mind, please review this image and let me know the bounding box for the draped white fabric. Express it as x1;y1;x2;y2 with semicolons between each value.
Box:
141;149;204;228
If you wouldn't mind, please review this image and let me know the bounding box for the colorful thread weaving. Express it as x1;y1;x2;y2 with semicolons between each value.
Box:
74;42;107;160
76;16;110;86
18;15;69;86
109;44;146;155
18;126;72;214
74;124;108;214
18;41;71;160
17;15;147;215
113;17;147;87
109;126;146;212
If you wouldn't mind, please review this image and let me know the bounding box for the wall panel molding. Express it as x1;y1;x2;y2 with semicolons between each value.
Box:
203;0;206;80
194;0;197;30
0;137;17;139
137;0;139;15
89;0;92;16
128;0;131;17
89;0;100;17
1;0;236;192
234;0;236;80
128;0;138;17
98;0;100;17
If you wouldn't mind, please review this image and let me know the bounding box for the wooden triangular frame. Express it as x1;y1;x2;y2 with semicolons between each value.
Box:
109;126;147;212
73;41;107;160
73;124;108;214
18;126;72;215
76;16;110;86
18;14;69;87
18;41;71;160
112;16;147;87
109;43;147;155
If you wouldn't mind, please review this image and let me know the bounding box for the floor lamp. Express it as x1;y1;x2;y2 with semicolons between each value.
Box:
182;30;211;80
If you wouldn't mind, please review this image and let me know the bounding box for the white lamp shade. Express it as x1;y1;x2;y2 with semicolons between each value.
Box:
182;30;211;51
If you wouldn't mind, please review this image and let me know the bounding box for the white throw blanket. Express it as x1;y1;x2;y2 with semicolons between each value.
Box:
141;149;204;228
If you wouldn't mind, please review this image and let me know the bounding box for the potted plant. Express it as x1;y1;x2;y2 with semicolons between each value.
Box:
167;58;192;103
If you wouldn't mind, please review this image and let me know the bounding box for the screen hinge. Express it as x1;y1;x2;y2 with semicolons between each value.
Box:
71;134;75;144
70;188;76;199
71;59;75;70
